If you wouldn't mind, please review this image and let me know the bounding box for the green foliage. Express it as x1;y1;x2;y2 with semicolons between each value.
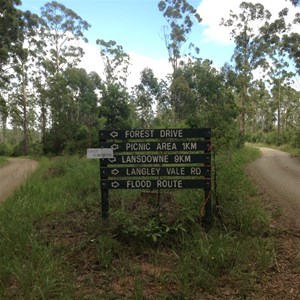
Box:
216;146;271;233
99;83;132;130
170;71;196;121
176;232;273;295
1;0;299;156
0;156;8;166
292;129;300;148
132;68;160;128
110;195;190;245
40;1;90;74
0;156;100;297
0;0;22;66
184;59;239;151
158;0;202;72
221;2;272;136
42;68;100;155
96;39;130;85
0;143;13;156
248;129;299;147
95;235;120;269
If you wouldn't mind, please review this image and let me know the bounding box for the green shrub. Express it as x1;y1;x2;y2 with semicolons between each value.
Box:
292;129;300;148
0;143;13;156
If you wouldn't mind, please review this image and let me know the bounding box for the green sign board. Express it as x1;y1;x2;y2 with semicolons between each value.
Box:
101;179;211;189
100;153;210;165
100;128;211;140
101;166;211;177
99;141;211;152
98;127;212;229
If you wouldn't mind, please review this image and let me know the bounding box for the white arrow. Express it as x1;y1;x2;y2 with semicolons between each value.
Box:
111;169;119;175
111;144;119;150
110;131;118;138
111;181;120;188
108;157;116;163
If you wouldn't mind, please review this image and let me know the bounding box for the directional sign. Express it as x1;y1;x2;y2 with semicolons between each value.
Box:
100;128;211;140
100;153;210;165
101;166;211;177
99;141;211;152
101;179;211;189
87;148;114;159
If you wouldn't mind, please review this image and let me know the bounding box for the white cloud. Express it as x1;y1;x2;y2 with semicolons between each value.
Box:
127;52;172;88
197;0;300;44
78;42;104;76
78;42;172;88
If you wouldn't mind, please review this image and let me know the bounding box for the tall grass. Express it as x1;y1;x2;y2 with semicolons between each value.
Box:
0;156;99;298
0;148;274;298
248;142;300;156
0;156;8;167
215;147;271;234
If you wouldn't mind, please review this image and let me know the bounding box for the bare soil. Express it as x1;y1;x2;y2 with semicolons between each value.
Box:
0;158;38;203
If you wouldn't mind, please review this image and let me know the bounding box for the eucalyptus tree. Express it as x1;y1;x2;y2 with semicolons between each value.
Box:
43;68;101;154
247;79;272;137
282;32;300;74
38;1;90;146
170;70;195;121
63;68;101;147
183;59;238;149
158;0;202;75
158;0;202;122
279;85;300;133
96;39;132;129
0;95;8;143
259;7;297;140
0;0;24;142
8;11;43;155
99;84;132;130
284;0;300;73
0;0;22;67
221;2;272;137
268;62;295;139
96;39;130;86
40;1;90;75
132;68;160;128
156;78;171;114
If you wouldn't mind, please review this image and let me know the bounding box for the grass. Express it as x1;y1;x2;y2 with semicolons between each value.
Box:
0;148;275;298
248;142;300;157
0;156;8;167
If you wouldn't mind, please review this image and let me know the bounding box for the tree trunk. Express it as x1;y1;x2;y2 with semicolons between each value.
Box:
22;65;29;155
277;84;281;140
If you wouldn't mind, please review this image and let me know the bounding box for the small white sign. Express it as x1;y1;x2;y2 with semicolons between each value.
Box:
87;148;114;159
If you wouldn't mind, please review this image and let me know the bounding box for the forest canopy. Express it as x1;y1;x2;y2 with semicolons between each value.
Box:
0;0;299;156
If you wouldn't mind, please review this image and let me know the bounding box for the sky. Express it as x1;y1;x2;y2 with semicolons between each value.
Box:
20;0;300;87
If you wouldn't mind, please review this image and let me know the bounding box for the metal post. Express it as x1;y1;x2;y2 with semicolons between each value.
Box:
201;136;213;231
99;132;109;220
101;186;109;220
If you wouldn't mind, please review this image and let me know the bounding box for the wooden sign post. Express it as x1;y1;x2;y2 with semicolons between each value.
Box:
98;128;212;229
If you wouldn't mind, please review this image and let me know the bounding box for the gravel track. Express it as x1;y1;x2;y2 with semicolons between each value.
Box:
247;147;300;228
0;158;38;203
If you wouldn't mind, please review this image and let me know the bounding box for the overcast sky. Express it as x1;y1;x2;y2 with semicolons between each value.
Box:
20;0;300;87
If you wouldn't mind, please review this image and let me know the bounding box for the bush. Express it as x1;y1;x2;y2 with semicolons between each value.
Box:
292;129;300;148
29;141;43;157
0;143;13;156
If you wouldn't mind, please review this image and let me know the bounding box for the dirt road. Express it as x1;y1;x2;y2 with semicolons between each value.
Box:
247;147;300;228
0;158;38;203
247;147;300;299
